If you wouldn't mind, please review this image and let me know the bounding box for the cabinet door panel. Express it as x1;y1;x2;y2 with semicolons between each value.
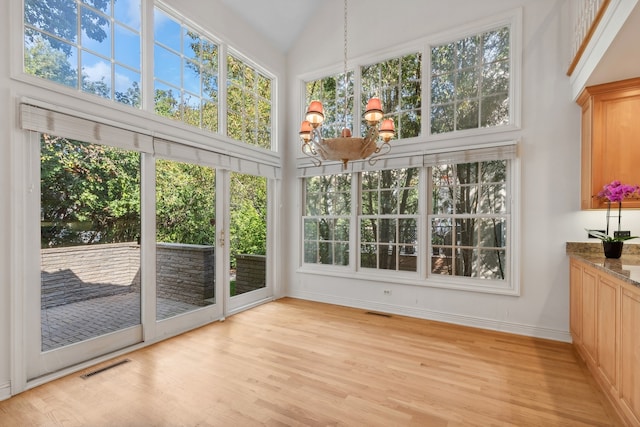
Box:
596;276;617;392
581;266;597;364
570;260;582;342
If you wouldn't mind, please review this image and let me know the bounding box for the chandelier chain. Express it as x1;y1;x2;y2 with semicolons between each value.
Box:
343;0;348;128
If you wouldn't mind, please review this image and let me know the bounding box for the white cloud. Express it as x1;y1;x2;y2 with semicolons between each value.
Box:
83;60;110;83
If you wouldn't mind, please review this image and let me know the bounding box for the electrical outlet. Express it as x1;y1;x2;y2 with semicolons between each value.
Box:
588;229;606;238
383;289;392;295
614;230;631;238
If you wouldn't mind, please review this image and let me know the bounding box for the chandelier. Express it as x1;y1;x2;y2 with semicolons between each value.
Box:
298;0;394;169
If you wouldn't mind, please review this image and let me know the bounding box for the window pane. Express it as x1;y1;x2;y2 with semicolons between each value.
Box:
360;53;421;139
114;24;140;70
154;44;181;86
24;29;78;89
81;51;111;99
154;8;181;51
303;174;351;267
114;65;140;107
26;1;78;44
81;6;110;58
227;55;272;149
114;0;140;30
154;81;180;119
156;160;216;319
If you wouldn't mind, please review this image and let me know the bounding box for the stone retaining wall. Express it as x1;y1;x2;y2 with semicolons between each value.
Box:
41;242;215;308
41;243;140;309
235;254;266;295
156;243;215;305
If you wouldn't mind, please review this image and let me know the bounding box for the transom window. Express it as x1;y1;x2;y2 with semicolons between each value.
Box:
24;0;142;106
305;71;354;138
154;7;219;131
430;26;510;134
361;53;422;140
227;55;273;149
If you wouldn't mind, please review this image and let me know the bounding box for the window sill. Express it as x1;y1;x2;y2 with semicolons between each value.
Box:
295;266;519;296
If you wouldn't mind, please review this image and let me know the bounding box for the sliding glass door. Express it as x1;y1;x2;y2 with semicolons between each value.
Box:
225;171;271;314
28;133;144;379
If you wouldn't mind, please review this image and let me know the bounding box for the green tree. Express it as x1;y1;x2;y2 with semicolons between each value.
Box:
41;135;140;248
25;0;110;56
24;36;77;87
155;160;216;245
229;173;267;268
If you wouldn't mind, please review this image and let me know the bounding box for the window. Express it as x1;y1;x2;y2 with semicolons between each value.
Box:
154;7;219;131
227;55;272;149
303;174;351;266
429;159;509;281
430;26;510;134
305;71;354;138
361;53;422;139
24;0;142;106
360;168;419;272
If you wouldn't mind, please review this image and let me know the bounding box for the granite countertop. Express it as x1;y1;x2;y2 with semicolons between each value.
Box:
567;242;640;287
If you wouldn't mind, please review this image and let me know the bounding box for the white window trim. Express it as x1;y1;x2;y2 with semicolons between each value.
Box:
425;8;523;142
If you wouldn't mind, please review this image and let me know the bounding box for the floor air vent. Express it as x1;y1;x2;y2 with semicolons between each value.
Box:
365;311;392;318
81;359;131;379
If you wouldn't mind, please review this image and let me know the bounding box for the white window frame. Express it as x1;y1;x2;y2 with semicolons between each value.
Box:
425;8;522;143
297;143;520;296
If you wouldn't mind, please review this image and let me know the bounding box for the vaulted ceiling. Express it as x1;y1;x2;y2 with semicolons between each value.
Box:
219;0;320;52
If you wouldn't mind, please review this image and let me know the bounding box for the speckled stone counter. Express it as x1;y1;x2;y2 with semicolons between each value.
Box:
567;242;640;287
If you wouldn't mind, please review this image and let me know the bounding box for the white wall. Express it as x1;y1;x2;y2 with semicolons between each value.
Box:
0;0;286;399
284;0;640;341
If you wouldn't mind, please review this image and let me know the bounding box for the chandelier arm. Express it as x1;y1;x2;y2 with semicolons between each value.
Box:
367;141;392;166
301;142;321;166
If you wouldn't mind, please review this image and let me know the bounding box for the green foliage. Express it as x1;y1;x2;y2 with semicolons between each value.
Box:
431;26;510;134
25;0;110;56
156;160;216;245
229;173;267;267
41;135;141;247
24;34;77;87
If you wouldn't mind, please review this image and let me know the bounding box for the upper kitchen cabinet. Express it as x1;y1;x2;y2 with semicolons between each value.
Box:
577;77;640;210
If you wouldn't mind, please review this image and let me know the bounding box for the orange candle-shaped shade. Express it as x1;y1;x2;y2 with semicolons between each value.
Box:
305;100;325;125
379;118;395;142
299;120;312;142
364;97;384;123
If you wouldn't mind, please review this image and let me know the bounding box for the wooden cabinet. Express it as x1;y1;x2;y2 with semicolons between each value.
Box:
577;77;640;210
570;257;640;425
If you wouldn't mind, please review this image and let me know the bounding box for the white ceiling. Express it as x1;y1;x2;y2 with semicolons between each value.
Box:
220;0;320;52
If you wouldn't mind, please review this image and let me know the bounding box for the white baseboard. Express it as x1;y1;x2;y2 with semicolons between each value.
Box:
0;381;11;401
288;290;572;343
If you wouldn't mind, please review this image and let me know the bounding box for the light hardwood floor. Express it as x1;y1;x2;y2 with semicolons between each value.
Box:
0;298;623;426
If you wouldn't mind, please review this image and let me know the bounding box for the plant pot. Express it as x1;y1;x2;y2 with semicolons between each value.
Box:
603;241;624;259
